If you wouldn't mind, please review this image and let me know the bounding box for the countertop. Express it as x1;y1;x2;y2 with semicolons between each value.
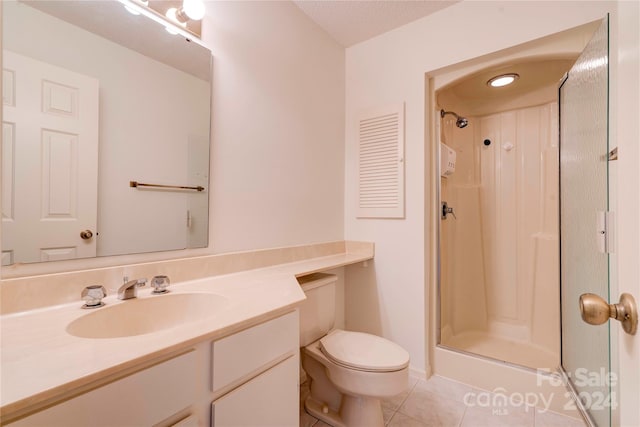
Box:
0;251;372;422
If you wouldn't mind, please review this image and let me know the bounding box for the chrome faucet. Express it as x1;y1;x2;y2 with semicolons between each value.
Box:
118;277;147;300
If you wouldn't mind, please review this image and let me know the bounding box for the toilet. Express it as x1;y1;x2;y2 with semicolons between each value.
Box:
298;273;410;427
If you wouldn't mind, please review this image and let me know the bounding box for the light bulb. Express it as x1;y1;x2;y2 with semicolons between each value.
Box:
165;7;187;27
182;0;205;20
487;73;519;88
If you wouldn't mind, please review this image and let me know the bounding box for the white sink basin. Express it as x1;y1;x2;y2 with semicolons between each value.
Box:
66;293;229;339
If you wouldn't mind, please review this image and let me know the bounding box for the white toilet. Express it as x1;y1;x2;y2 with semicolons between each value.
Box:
298;273;410;427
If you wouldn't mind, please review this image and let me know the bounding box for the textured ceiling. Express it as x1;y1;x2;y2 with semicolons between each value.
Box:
293;0;459;47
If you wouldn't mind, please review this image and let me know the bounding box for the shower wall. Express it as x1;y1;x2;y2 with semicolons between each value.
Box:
440;114;487;340
440;101;560;366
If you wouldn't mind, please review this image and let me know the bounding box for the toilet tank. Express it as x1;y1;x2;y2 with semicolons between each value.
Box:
297;273;337;347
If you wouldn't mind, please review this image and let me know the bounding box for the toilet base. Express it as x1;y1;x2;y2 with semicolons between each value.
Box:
305;396;345;427
305;394;384;427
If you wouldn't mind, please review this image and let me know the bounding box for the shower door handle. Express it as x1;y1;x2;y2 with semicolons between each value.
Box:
442;201;456;220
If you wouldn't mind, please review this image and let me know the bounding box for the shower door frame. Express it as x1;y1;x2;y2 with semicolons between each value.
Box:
557;15;612;427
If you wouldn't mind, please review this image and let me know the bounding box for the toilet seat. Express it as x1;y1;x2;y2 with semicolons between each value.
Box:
319;329;410;372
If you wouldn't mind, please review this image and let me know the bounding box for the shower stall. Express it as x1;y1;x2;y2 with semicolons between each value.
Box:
437;93;563;370
430;21;610;420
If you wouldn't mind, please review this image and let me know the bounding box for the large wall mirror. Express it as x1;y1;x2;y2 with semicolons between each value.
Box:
1;0;212;267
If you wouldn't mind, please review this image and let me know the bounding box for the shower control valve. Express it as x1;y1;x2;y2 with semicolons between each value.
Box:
441;201;456;220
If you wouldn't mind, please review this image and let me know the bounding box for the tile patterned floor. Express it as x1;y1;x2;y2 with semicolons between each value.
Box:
300;375;586;427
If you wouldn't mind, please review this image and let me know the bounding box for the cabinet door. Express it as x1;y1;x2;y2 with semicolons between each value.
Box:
211;356;298;427
9;351;197;426
211;310;298;394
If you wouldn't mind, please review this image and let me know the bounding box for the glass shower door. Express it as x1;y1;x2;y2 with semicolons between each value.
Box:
559;16;611;427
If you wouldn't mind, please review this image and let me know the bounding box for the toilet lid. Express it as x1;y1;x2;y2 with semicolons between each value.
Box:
319;330;410;372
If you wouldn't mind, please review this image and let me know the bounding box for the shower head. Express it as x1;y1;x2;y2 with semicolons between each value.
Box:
456;117;469;128
440;109;469;129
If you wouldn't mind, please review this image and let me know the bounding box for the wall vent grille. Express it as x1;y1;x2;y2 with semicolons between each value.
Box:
357;103;404;218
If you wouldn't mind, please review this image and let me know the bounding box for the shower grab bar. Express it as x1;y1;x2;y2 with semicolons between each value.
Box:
129;181;205;192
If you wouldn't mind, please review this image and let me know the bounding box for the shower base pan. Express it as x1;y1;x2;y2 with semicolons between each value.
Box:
433;344;577;417
441;331;558;369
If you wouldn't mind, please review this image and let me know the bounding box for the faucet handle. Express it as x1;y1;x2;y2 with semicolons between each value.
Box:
81;285;107;309
150;275;170;294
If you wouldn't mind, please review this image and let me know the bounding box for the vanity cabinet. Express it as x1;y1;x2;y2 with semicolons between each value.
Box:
8;351;198;426
6;311;299;427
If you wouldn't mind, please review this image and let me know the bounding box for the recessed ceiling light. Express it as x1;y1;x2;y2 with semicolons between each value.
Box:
487;73;519;88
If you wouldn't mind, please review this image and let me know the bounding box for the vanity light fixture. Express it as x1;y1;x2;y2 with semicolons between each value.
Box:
123;0;149;16
487;73;519;88
116;0;206;42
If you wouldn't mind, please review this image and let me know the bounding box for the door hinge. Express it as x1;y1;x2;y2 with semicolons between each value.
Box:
597;211;615;253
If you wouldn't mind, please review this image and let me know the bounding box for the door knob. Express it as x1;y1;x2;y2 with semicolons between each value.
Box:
80;230;94;240
579;293;638;335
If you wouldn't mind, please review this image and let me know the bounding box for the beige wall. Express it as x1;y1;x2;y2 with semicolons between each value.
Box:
203;1;345;254
344;1;613;378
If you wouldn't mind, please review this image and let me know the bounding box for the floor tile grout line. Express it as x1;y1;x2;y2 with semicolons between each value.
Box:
458;403;469;427
392;381;419;417
396;378;421;408
388;409;431;427
386;409;396;426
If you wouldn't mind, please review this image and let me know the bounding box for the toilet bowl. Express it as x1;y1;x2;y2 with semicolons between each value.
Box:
298;274;410;427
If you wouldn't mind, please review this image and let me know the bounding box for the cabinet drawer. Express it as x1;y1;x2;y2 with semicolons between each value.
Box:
211;310;298;393
211;355;298;427
9;351;197;427
171;415;199;427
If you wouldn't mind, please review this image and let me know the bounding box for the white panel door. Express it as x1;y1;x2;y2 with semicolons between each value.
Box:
2;50;99;264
